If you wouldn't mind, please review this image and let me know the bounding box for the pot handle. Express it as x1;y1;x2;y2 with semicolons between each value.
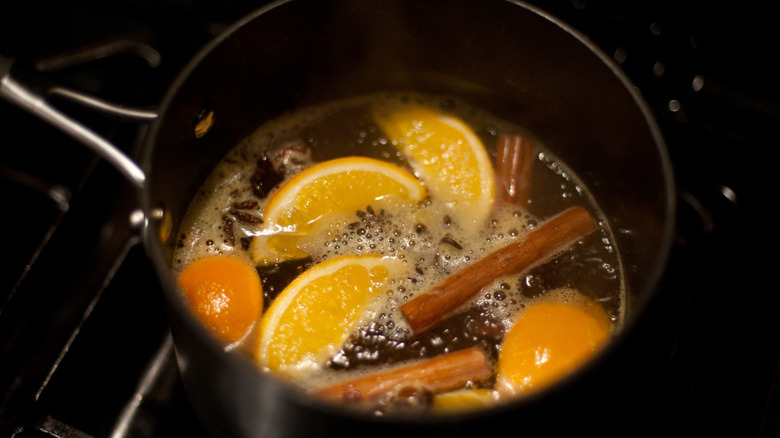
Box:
0;54;150;189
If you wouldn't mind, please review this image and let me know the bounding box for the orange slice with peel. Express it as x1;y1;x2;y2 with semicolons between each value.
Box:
496;296;611;396
177;256;263;345
432;388;499;414
374;105;495;233
252;156;426;265
255;254;405;377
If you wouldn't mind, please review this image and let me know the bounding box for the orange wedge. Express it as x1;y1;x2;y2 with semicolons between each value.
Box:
252;156;426;265
432;388;499;414
177;256;263;345
255;254;404;377
374;105;495;233
496;297;611;396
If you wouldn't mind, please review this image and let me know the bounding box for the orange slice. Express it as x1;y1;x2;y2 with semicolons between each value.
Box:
255;254;404;377
177;256;263;345
374;105;495;233
432;388;499;414
252;156;426;265
496;297;611;396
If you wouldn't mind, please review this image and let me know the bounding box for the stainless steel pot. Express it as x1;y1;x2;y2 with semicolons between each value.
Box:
1;0;675;436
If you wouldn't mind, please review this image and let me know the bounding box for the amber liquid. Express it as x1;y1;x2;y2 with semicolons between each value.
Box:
172;91;624;409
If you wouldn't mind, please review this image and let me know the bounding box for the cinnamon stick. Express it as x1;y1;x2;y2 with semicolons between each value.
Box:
496;135;534;206
315;346;491;402
400;206;597;334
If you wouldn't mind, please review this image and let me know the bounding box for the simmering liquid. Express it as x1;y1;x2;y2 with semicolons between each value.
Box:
172;92;624;413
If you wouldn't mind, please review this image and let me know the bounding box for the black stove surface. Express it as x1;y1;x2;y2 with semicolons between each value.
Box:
1;1;779;437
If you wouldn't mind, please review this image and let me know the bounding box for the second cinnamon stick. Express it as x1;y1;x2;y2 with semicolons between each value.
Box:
315;346;491;402
400;206;598;334
496;135;534;206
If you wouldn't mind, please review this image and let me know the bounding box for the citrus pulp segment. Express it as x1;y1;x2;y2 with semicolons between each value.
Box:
177;256;263;345
251;156;426;265
255;254;405;377
373;105;495;234
496;298;611;395
432;388;499;414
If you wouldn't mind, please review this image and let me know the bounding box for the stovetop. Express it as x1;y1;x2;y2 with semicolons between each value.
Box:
1;1;779;437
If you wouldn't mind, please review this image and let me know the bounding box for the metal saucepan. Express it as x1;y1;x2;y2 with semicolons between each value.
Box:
1;0;675;436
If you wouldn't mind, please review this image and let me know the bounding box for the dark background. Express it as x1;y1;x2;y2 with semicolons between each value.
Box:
1;1;779;437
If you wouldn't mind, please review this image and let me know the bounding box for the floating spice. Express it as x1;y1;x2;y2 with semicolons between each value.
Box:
250;155;283;199
222;215;235;246
440;235;463;250
229;210;264;224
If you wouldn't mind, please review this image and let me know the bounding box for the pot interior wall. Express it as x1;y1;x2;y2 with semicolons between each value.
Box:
141;0;673;435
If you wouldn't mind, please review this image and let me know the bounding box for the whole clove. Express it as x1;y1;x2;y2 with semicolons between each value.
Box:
229;210;264;224
232;200;259;210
